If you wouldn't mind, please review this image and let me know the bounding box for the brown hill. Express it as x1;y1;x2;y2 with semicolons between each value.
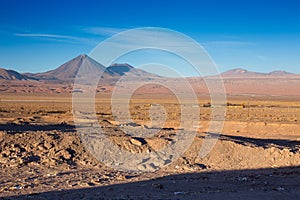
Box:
222;68;296;78
0;68;30;80
268;70;295;76
221;68;265;77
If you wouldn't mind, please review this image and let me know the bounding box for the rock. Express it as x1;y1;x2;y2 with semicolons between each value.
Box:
9;185;23;191
0;132;5;142
59;149;72;160
274;186;285;191
145;138;168;150
195;163;207;170
237;176;248;181
32;142;40;148
174;191;187;195
115;174;126;181
44;142;53;150
37;145;46;151
0;155;9;164
130;138;143;146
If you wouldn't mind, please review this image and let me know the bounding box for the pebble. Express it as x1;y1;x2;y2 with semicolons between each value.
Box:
275;186;285;191
174;191;187;195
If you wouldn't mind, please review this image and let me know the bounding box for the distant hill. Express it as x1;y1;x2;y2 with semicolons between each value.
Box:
106;63;134;76
106;63;160;78
0;68;31;80
221;68;295;77
268;70;295;76
221;68;264;77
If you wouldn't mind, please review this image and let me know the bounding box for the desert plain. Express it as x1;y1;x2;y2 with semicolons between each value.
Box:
0;90;299;199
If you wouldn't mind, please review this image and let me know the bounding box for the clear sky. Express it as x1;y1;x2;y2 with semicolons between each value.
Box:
0;0;300;76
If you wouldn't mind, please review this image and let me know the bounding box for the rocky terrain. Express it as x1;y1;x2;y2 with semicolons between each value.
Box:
0;94;299;199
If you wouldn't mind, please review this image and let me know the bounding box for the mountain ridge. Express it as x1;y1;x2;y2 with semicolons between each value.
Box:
20;55;159;83
0;55;298;81
0;68;35;80
0;56;299;96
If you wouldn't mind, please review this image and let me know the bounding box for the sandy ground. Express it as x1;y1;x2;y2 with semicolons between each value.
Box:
0;93;299;199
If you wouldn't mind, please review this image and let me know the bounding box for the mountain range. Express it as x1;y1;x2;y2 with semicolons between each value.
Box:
0;54;297;81
0;54;299;96
0;55;147;82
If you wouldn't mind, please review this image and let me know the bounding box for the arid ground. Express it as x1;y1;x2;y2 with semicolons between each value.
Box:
0;92;299;199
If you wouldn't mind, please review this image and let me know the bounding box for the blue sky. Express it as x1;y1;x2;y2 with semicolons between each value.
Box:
0;0;300;76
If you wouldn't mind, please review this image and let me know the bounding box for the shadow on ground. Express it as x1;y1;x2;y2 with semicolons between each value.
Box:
2;166;300;200
203;132;300;152
0;123;76;133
